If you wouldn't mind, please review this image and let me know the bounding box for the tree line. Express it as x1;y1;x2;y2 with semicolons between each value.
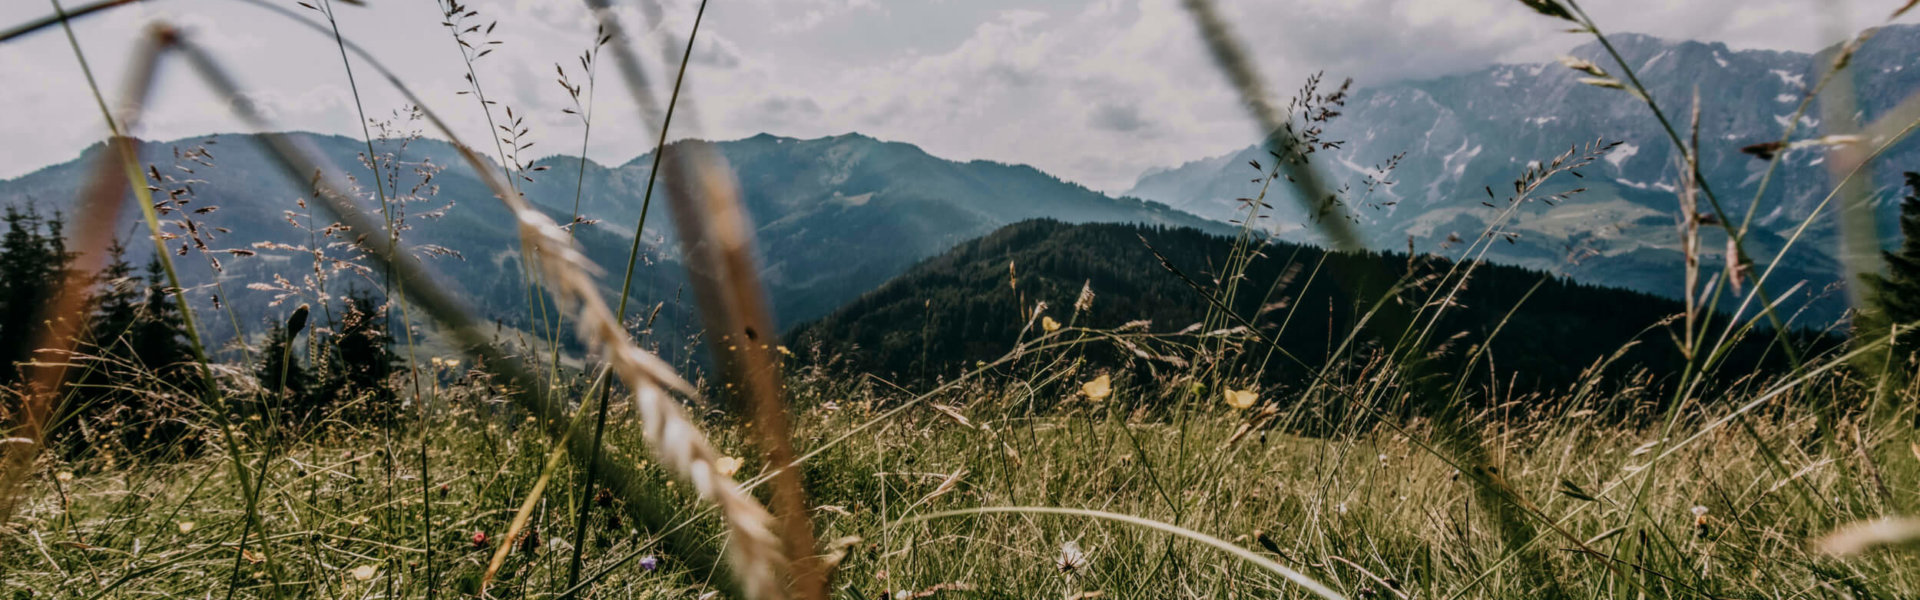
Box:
0;204;400;461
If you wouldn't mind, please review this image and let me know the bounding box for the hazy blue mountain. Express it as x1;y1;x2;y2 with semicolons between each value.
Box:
1127;25;1920;324
0;131;1221;352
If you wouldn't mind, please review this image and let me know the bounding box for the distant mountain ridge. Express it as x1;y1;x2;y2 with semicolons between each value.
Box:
0;130;1222;349
1127;25;1920;323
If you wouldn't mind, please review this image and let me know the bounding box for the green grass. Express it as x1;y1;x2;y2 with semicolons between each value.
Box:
8;360;1920;599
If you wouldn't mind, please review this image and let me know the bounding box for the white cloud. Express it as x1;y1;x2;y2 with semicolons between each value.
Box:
1;0;1915;193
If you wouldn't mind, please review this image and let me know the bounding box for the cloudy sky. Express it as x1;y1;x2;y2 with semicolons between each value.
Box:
1;0;1914;191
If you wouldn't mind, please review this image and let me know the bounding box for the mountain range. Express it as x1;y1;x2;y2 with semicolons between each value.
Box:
1129;24;1920;323
0;131;1218;355
5;25;1916;355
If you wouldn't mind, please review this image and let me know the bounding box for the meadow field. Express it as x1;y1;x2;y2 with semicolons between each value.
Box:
5;0;1920;599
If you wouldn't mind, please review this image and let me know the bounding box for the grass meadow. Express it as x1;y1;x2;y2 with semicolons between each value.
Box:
5;0;1920;599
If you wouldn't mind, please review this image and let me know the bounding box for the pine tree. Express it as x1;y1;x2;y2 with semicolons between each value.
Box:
89;241;141;349
129;258;194;373
0;205;71;386
1865;172;1920;357
60;241;142;456
62;252;205;459
318;289;401;424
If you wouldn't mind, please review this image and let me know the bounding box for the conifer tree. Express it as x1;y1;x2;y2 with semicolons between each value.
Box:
319;289;400;423
1866;172;1920;357
0;206;72;385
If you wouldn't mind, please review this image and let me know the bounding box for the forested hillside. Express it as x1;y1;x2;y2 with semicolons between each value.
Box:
794;219;1819;394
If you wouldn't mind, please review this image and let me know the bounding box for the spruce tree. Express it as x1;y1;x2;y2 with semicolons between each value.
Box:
1866;172;1920;357
61;241;141;456
131;258;203;456
319;289;401;424
89;241;141;350
65;252;204;458
0;205;69;385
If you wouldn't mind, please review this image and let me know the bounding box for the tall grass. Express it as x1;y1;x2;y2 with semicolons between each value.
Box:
4;0;1920;599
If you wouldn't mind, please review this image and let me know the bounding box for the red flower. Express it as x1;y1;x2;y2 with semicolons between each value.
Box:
471;530;488;549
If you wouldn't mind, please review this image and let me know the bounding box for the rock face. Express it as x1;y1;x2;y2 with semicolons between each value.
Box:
1126;26;1920;322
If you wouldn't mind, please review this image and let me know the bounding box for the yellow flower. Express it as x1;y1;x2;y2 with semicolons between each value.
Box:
1081;374;1112;401
1042;316;1061;332
715;456;743;477
1224;388;1258;410
350;565;377;581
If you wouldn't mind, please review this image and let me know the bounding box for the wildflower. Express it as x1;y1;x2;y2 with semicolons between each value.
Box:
350;564;377;581
639;555;660;572
1056;540;1087;573
1081;375;1111;401
55;471;73;483
177;521;195;534
471;530;488;549
715;456;743;477
1224;388;1257;410
1042;316;1061;332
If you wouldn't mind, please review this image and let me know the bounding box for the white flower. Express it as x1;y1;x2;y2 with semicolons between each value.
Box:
1056;540;1087;573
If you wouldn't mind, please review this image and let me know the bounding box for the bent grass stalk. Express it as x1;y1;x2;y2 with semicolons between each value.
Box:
142;25;788;599
581;0;826;597
567;0;710;588
0;2;791;590
898;506;1348;600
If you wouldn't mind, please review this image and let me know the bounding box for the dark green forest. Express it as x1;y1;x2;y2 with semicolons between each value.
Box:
0;205;404;460
792;219;1835;395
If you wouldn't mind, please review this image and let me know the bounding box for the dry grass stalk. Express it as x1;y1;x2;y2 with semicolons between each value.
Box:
583;0;825;596
133;22;788;596
494;163;787;600
1177;0;1358;252
0;22;168;525
657;142;824;600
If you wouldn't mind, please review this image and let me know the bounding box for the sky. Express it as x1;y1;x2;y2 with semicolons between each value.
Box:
1;0;1916;192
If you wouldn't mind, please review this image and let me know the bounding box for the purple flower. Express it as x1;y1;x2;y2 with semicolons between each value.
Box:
639;556;660;572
